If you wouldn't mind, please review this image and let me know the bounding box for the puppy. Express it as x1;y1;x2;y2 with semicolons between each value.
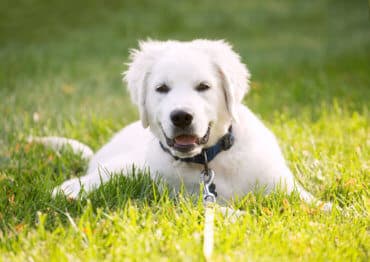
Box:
45;39;330;210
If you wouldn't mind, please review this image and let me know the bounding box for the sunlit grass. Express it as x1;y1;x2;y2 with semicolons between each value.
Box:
0;0;369;260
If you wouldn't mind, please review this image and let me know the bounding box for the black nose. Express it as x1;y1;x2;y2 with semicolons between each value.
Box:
170;110;193;128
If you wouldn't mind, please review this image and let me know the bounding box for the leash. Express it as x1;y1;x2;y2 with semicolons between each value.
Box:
159;127;235;259
200;151;216;261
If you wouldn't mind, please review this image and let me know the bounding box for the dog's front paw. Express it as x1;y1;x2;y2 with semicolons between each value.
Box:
52;178;84;199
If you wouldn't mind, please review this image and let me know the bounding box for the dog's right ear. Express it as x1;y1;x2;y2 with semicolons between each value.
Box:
123;40;167;128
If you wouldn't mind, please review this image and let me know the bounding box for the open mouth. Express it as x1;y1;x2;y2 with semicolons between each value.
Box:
162;125;211;153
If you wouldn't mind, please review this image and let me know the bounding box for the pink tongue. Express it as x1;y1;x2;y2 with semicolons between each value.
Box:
175;135;197;145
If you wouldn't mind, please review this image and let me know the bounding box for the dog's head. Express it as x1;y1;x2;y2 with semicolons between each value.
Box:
123;40;250;158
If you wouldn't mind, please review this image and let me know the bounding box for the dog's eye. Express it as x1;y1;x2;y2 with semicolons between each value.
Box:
196;83;210;92
156;84;170;93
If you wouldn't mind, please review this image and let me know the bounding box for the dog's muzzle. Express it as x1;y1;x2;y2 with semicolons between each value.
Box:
162;125;211;153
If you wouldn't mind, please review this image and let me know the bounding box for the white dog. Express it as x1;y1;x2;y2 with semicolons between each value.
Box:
44;39;329;209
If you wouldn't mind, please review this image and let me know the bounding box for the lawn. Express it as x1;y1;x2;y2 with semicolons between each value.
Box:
0;0;369;261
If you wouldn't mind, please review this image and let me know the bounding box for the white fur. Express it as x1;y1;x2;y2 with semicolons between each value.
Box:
29;136;94;160
51;39;330;210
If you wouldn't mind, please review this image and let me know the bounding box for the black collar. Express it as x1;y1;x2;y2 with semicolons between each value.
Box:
159;126;234;165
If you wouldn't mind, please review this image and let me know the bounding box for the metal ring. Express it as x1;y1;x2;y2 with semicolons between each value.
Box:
204;194;216;203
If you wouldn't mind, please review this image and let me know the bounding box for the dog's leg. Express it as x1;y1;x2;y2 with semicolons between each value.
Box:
52;152;146;199
52;170;112;199
52;168;130;199
295;184;333;212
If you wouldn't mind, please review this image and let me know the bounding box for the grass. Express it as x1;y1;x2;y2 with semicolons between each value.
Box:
0;0;369;260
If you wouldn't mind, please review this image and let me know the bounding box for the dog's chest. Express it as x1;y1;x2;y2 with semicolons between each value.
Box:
150;157;250;201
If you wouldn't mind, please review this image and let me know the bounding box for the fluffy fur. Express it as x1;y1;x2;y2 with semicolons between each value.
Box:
49;39;330;209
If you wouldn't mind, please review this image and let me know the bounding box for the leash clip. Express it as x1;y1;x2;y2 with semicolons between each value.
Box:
201;169;216;204
200;151;216;260
201;150;217;204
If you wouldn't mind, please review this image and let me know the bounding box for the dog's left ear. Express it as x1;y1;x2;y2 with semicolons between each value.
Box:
192;40;250;122
123;40;169;128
